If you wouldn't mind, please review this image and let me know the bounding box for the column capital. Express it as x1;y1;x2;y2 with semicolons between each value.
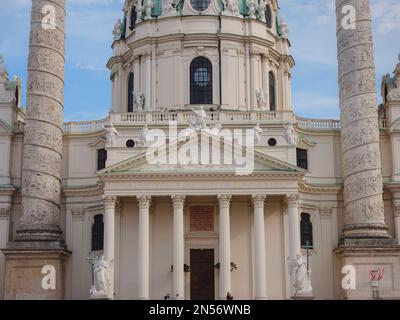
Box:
71;208;85;222
171;195;186;208
394;200;400;217
319;207;333;220
0;206;11;220
218;195;232;208
286;193;299;206
252;194;267;208
137;195;151;209
103;195;117;203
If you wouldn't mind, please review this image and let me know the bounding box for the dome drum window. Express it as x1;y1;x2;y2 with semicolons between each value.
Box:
190;0;211;12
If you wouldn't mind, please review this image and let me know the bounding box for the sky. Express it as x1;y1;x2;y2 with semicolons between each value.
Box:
0;0;399;122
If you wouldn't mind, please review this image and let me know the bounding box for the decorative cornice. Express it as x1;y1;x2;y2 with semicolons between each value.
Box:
299;181;342;194
62;182;104;197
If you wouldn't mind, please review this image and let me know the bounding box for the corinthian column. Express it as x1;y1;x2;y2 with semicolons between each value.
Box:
17;0;66;242
335;0;389;240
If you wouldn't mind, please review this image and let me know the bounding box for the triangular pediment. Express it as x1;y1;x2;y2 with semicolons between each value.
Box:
98;131;306;177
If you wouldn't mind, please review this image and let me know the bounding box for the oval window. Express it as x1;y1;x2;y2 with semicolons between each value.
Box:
190;0;211;12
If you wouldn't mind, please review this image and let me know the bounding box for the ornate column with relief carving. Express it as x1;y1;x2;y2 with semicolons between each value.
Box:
137;195;151;299
17;0;66;243
3;0;70;300
171;195;185;300
335;0;388;240
218;194;232;300
252;194;267;300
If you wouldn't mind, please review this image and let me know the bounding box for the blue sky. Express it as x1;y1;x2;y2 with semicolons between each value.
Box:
0;0;399;121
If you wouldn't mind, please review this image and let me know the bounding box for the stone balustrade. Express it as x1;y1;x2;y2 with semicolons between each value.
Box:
60;111;389;134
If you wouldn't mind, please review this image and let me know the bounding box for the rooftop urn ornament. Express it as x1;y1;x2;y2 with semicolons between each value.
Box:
112;19;122;40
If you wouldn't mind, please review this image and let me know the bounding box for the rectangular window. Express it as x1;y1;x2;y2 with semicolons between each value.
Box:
296;148;308;170
97;149;107;170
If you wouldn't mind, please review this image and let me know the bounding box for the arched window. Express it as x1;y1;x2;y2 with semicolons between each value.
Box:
269;71;276;111
300;213;313;249
265;5;273;29
128;72;134;112
129;6;137;31
91;214;104;252
190;57;213;105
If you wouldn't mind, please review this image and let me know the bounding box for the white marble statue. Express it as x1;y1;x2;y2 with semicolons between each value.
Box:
104;122;119;147
90;255;114;297
134;89;145;110
136;0;143;23
248;0;257;19
163;0;175;15
259;1;266;22
254;123;263;145
223;0;240;17
388;54;400;101
112;19;122;40
191;106;207;130
139;124;149;146
209;123;222;136
280;18;289;39
285;124;296;145
145;0;153;20
0;52;7;78
256;89;266;110
288;254;313;296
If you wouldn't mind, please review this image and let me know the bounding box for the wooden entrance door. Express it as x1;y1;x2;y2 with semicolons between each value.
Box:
190;249;215;300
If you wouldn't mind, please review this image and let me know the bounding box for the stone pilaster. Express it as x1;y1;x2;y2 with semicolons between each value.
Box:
16;0;66;242
335;0;388;240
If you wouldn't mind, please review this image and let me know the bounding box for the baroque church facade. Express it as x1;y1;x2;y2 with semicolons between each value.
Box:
0;0;400;300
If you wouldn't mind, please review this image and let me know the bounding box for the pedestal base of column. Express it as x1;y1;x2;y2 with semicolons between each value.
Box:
335;245;400;299
2;247;70;300
341;223;390;241
291;294;314;300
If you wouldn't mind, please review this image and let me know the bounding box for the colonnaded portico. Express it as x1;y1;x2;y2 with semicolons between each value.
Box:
95;148;306;299
99;190;303;300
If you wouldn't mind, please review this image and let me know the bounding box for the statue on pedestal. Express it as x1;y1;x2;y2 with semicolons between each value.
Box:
88;253;114;298
256;89;266;110
285;124;296;146
139;124;150;146
112;19;122;40
145;0;153;20
191;106;208;131
248;0;256;19
104;122;119;147
387;54;400;101
288;253;313;297
254;123;263;145
134;89;145;110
